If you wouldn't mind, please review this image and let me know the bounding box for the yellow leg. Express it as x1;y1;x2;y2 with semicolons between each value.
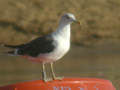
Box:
42;63;47;82
42;63;52;82
50;62;64;80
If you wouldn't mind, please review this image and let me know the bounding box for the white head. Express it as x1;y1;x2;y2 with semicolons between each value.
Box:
59;13;80;25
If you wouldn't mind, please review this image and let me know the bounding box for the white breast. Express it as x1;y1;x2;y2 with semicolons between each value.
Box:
52;36;70;60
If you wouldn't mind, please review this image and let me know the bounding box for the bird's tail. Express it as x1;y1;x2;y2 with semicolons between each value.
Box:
0;43;19;56
1;44;19;48
0;49;19;56
7;49;19;56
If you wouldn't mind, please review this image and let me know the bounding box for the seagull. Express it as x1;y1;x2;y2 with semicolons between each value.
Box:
3;13;80;82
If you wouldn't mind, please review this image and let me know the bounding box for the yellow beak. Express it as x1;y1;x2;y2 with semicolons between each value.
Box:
74;20;80;25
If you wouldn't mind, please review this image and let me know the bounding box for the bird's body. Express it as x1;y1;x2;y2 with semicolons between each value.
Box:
3;13;80;82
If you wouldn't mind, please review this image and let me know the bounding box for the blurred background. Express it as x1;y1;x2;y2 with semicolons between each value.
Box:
0;0;120;89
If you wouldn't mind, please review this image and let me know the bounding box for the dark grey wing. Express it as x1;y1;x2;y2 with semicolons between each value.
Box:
6;35;56;57
4;43;25;48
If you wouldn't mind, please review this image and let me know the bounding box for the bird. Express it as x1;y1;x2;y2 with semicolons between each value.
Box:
2;13;80;82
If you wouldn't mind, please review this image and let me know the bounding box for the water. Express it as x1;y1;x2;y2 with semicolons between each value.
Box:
0;44;120;89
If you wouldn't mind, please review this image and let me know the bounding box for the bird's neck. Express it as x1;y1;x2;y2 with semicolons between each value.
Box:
53;23;71;40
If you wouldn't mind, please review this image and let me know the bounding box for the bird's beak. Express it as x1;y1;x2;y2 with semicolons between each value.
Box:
74;20;80;25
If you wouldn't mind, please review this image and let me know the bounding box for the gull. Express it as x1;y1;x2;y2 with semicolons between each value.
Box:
3;13;80;82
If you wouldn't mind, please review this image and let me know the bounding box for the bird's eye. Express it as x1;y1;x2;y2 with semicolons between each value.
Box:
66;16;70;19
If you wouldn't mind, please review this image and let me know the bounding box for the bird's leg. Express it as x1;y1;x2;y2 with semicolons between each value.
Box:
50;62;64;80
42;63;52;82
42;63;47;82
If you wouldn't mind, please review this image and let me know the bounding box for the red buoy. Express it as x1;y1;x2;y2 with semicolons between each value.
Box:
0;78;116;90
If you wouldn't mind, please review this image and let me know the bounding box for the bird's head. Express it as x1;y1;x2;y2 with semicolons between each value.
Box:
60;13;80;25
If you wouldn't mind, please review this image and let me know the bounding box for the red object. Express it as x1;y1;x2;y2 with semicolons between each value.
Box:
0;78;116;90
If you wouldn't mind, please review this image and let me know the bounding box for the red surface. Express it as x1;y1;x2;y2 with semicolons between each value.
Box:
0;78;116;90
